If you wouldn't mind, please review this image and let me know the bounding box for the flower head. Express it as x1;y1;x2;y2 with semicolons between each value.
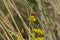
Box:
35;37;44;40
33;28;44;34
28;15;36;22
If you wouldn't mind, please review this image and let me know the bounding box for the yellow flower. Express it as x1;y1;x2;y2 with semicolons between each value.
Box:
37;29;44;34
37;29;41;33
28;16;36;22
35;29;38;33
33;28;44;34
35;37;44;40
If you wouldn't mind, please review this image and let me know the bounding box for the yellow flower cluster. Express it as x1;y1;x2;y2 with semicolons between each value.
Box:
28;16;36;22
35;37;44;40
33;28;44;34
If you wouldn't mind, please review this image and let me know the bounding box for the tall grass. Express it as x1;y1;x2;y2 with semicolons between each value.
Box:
0;0;60;40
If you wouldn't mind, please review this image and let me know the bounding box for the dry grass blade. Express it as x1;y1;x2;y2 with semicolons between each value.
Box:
7;0;31;35
2;0;24;40
0;9;15;32
0;20;10;40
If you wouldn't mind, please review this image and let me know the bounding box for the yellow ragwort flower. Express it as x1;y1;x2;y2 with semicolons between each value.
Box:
28;16;36;22
35;37;44;40
34;28;44;34
37;29;44;34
